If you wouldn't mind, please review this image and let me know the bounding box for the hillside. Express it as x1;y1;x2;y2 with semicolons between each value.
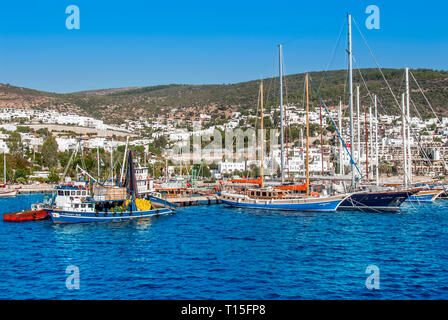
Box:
1;68;447;123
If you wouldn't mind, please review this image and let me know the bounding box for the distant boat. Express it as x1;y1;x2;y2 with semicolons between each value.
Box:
405;189;444;203
0;184;18;197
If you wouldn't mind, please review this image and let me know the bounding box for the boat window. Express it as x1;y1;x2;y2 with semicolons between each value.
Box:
71;191;76;196
58;191;63;196
82;191;86;196
76;191;81;196
262;192;267;197
256;191;260;197
64;191;70;196
88;204;93;208
81;204;86;208
74;204;79;208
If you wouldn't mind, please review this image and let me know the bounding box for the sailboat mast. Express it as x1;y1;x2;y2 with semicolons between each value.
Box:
375;95;379;186
369;106;373;180
319;102;324;176
305;73;310;196
405;67;412;185
97;146;100;181
120;136;129;184
402;93;408;189
357;85;361;167
3;149;6;184
111;139;114;184
339;100;344;176
260;80;264;188
365;106;368;179
278;44;285;183
347;14;355;188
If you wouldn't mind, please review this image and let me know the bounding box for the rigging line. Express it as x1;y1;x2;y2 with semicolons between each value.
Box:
408;70;448;169
264;49;278;117
409;70;442;123
352;56;389;119
352;17;403;113
410;98;444;168
318;17;346;91
309;75;365;180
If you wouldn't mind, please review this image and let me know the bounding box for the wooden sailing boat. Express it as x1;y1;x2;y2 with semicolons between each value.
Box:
221;76;349;211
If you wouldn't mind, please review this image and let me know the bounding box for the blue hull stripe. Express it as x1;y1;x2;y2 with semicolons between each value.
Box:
48;208;172;223
221;199;342;212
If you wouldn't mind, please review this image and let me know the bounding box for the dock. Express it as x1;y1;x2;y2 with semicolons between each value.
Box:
151;195;221;208
15;184;55;194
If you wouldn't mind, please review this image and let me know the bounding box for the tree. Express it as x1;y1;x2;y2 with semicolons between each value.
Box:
42;136;59;168
14;168;28;182
6;132;23;158
47;168;60;183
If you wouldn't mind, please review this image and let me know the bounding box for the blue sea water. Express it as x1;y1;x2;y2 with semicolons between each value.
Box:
1;194;448;300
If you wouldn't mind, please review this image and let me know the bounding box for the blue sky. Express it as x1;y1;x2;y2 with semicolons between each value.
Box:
0;0;446;93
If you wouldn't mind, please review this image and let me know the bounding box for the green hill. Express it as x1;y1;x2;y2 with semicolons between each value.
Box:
1;68;447;123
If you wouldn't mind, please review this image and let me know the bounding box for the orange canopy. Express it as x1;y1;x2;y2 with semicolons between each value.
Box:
274;184;308;191
229;177;263;184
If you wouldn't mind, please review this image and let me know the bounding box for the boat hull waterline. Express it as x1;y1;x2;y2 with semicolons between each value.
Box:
47;208;172;224
338;190;420;212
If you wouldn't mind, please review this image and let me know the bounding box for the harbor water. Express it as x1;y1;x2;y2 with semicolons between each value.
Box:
1;194;448;299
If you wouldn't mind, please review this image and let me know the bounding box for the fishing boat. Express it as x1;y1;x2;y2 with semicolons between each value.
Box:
46;150;172;224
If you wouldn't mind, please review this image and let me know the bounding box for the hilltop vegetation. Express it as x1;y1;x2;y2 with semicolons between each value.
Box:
1;68;447;123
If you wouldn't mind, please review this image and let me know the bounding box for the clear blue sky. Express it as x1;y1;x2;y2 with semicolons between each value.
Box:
0;0;446;93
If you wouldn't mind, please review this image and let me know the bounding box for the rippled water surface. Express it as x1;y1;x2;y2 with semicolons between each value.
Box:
1;194;448;299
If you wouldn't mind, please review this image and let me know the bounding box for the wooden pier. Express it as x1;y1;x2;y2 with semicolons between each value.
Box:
151;195;221;208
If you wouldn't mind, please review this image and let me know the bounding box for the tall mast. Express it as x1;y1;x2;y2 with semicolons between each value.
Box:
375;95;379;186
3;149;6;184
339;100;344;175
365;106;368;179
319;102;324;176
120;136;129;184
405;67;412;185
97;146;100;181
278;44;285;183
111;139;114;183
305;73;310;196
402;93;408;189
356;85;361;168
347;14;355;188
369;106;373;180
260;80;264;188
